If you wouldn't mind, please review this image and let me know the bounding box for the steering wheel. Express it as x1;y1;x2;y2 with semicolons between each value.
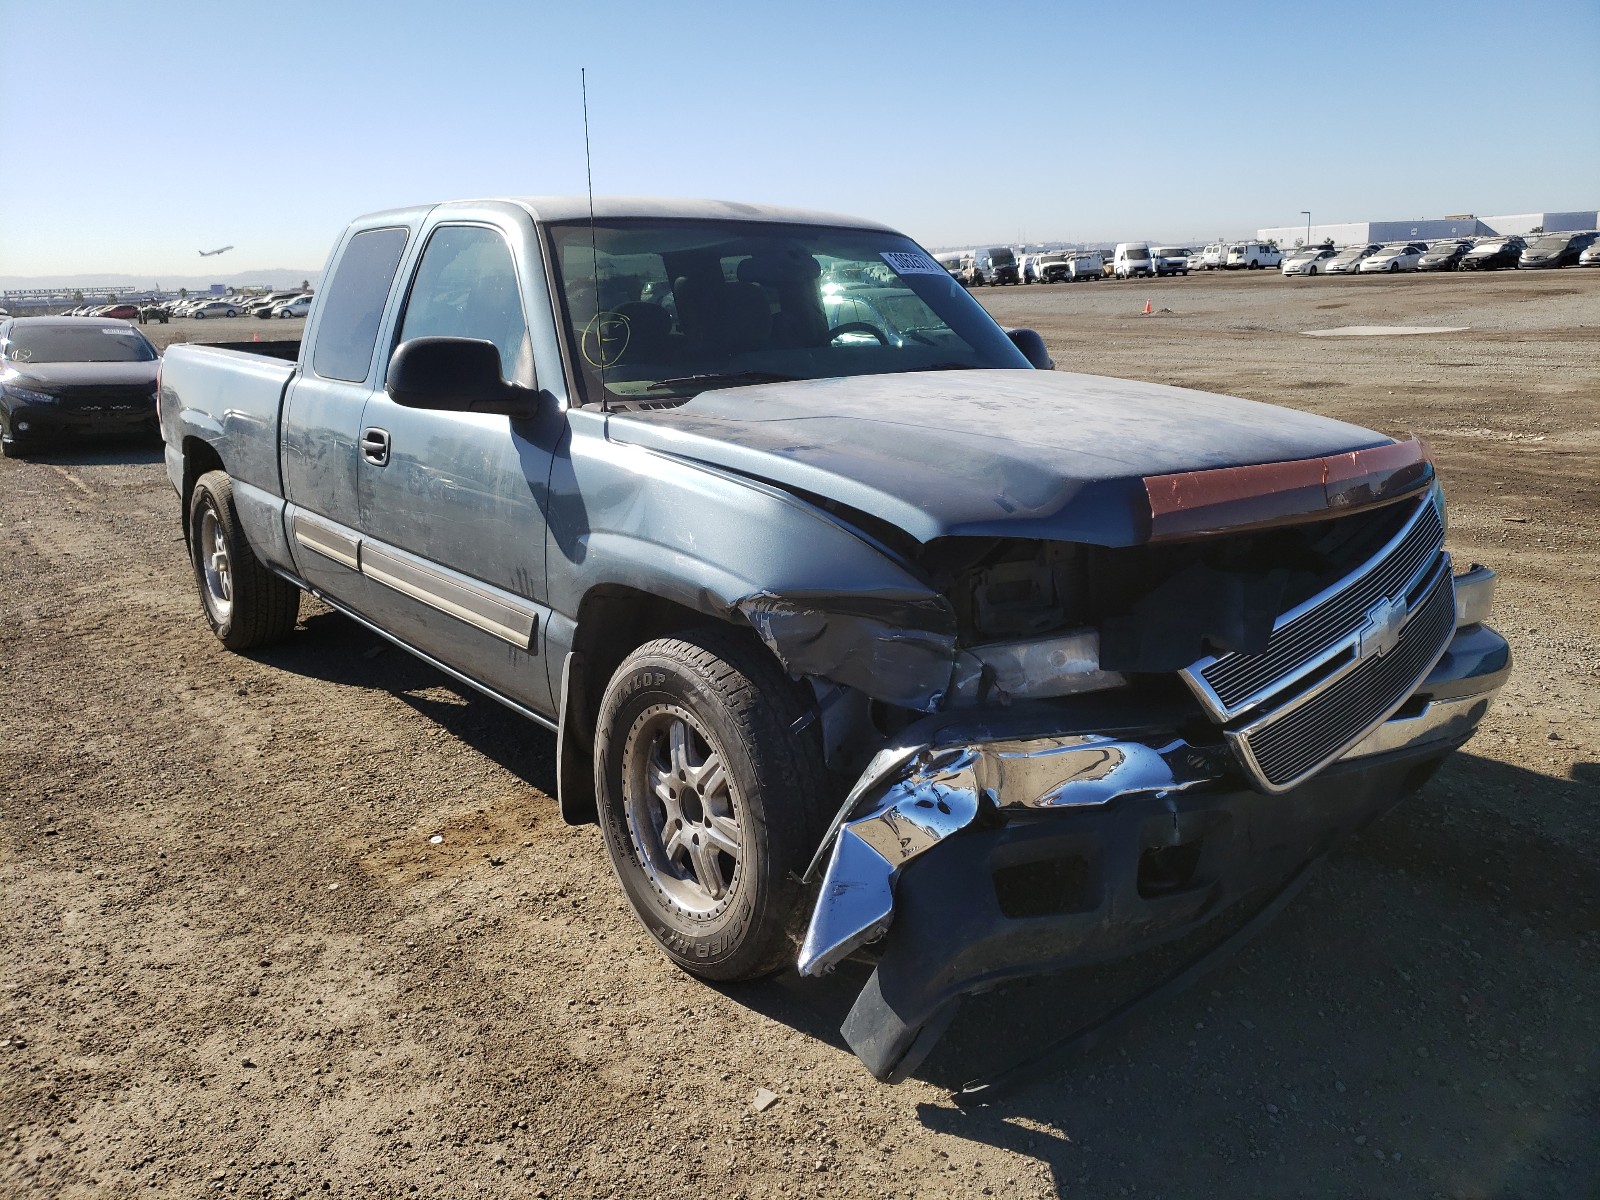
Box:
827;322;889;345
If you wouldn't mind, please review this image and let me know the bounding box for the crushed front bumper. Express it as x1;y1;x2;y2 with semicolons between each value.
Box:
800;618;1510;1082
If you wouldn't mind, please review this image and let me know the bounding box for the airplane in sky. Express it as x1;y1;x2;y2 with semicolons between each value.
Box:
198;245;234;257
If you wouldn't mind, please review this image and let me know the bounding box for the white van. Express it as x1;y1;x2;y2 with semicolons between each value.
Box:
1200;242;1228;270
1113;242;1155;279
1067;251;1105;280
1151;246;1191;277
1224;241;1283;270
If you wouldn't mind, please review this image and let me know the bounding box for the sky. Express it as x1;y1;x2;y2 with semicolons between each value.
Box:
1;0;1597;278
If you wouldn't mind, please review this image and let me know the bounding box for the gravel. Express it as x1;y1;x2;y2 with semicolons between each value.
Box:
2;268;1596;1198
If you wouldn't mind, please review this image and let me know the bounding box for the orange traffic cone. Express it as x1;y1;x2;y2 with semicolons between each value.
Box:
1141;299;1152;316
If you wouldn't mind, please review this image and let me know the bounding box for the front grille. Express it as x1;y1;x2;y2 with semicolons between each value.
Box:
61;385;156;411
1191;491;1444;716
1232;564;1455;791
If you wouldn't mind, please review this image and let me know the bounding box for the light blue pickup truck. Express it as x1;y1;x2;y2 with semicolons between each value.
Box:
159;197;1508;1084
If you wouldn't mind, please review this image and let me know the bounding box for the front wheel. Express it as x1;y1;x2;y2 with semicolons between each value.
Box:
188;470;300;650
595;628;827;982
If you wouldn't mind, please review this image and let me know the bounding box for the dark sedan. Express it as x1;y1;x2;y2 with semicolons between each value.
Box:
1519;230;1600;269
1416;240;1473;271
1459;236;1526;270
0;317;160;457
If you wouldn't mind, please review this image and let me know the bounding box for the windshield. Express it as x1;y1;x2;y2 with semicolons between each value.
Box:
988;248;1017;267
4;324;157;364
1528;235;1571;252
547;219;1030;407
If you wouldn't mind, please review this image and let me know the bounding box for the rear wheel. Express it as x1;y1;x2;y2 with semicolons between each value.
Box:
595;628;827;982
188;470;300;650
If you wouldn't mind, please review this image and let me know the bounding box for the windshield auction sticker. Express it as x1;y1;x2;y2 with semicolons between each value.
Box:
880;251;946;276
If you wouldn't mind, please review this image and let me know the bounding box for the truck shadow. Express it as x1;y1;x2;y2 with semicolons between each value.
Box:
254;608;560;796
726;751;1600;1198
14;439;163;467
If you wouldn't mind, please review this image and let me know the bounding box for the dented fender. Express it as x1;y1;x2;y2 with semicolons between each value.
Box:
737;591;958;712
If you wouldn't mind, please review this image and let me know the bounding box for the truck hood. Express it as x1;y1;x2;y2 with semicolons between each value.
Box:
604;369;1392;546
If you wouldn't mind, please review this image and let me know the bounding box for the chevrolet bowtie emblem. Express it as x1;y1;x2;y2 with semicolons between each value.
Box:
1359;595;1408;661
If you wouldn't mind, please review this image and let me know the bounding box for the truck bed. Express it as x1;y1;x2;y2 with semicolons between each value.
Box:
159;341;298;524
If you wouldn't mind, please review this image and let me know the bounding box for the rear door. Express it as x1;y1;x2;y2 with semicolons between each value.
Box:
281;211;425;603
352;203;567;716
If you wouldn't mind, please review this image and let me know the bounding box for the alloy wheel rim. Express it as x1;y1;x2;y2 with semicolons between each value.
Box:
199;505;233;620
622;704;744;917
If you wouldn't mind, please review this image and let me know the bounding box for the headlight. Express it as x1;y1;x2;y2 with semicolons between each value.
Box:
953;629;1126;703
1;382;58;405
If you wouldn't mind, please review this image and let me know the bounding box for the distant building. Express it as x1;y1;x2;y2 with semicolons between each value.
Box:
1258;210;1598;247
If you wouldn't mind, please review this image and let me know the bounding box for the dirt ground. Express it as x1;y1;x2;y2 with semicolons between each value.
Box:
3;269;1597;1199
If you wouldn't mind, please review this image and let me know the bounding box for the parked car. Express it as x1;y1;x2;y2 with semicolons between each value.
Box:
1416;240;1474;271
1035;253;1071;283
1224;241;1283;270
1358;243;1428;274
95;304;140;319
1198;242;1228;270
1459;236;1525;271
1323;244;1382;275
1151;246;1191;277
1579;242;1600;267
1185;248;1208;272
1281;245;1338;277
1518;230;1600;269
271;295;314;319
190;300;240;319
0;317;160;456
981;247;1020;286
1113;242;1155;278
158;195;1506;1084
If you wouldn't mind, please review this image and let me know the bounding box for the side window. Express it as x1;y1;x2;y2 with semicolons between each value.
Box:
311;226;409;383
398;225;530;382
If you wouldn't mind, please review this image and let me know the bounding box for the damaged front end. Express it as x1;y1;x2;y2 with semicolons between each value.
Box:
754;468;1510;1083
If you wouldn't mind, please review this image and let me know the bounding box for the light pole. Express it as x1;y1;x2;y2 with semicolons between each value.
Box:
1302;211;1312;246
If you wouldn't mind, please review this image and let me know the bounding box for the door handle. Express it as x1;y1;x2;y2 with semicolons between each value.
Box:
360;426;391;467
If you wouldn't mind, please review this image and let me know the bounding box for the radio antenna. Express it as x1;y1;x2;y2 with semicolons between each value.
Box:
581;67;607;409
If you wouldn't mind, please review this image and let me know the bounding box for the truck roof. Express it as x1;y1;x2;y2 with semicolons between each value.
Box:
350;195;897;233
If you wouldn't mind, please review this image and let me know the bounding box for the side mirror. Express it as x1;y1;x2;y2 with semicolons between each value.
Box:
386;336;543;417
1006;327;1054;370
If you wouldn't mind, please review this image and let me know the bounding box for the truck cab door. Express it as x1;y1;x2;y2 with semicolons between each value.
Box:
280;218;421;605
353;211;563;717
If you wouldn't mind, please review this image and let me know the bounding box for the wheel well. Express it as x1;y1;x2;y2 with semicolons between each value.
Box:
569;586;737;738
558;585;785;825
180;438;226;540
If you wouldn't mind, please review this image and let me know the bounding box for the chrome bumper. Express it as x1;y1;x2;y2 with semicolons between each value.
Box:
799;607;1508;979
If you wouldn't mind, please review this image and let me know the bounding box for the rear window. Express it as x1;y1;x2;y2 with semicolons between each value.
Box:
311;226;410;383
